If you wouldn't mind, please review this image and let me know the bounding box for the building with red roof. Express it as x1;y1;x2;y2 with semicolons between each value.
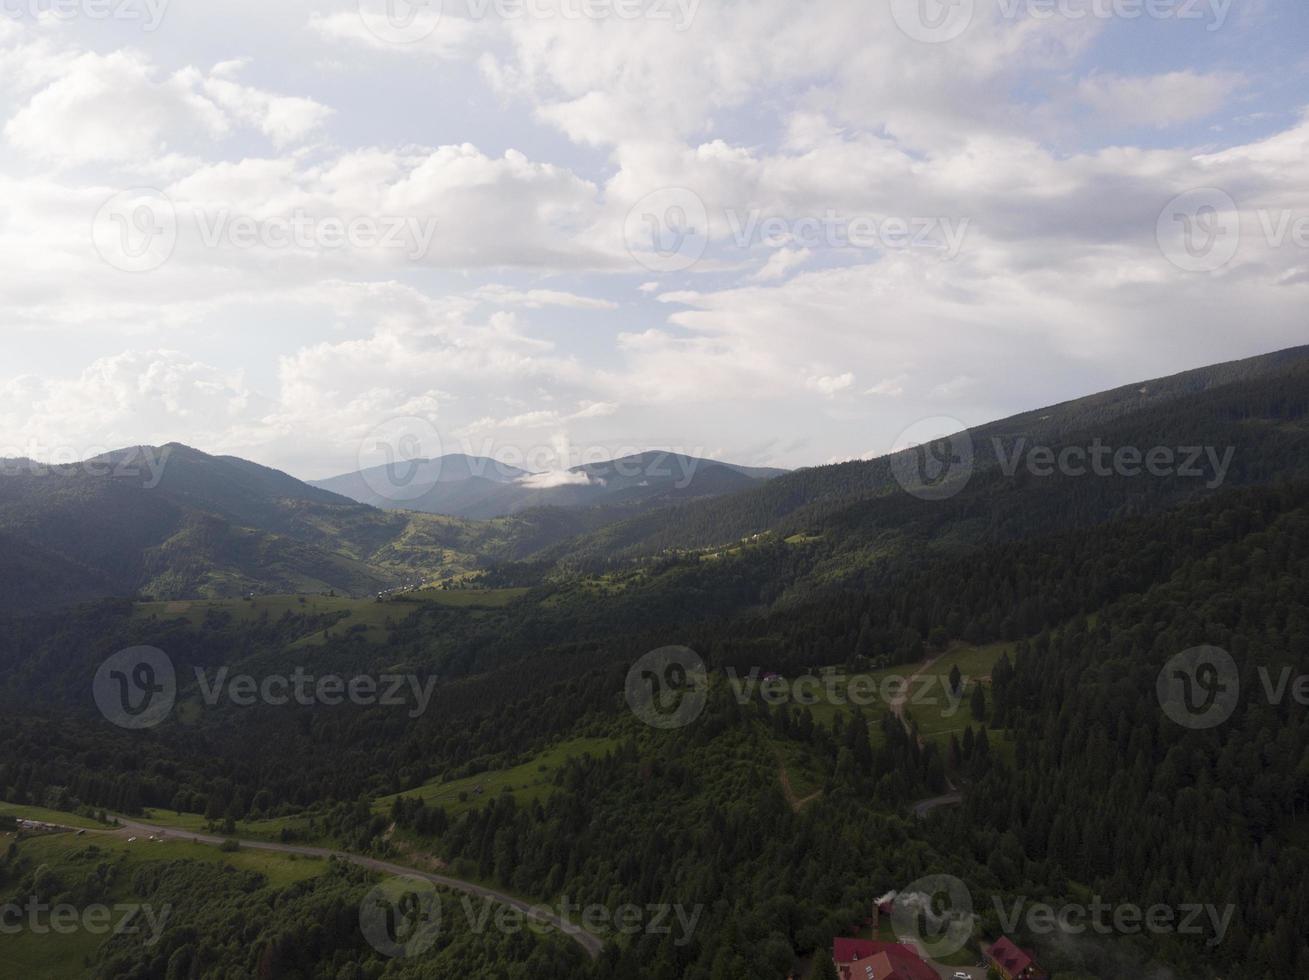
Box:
832;939;938;980
986;936;1048;980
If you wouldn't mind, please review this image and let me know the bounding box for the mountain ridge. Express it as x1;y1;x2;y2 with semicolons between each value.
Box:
310;450;788;519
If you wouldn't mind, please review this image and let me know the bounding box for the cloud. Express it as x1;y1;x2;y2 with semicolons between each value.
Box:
309;7;482;59
866;375;909;398
1077;71;1246;128
0;0;1306;475
474;285;619;309
807;373;855;397
3;48;330;167
516;469;596;489
0;350;255;458
753;247;812;282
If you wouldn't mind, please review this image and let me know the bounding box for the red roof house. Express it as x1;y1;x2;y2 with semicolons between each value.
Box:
986;937;1048;980
840;950;938;980
832;940;937;980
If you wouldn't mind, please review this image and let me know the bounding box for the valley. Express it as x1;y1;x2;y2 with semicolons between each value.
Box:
1;347;1308;977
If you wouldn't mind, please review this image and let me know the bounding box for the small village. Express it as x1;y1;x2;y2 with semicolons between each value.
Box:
812;893;1047;980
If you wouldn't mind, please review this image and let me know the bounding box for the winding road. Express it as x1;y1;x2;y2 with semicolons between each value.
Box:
893;654;966;819
58;814;604;960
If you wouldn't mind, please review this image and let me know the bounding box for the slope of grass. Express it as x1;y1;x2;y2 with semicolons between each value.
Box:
0;829;327;979
374;737;619;817
0;803;108;831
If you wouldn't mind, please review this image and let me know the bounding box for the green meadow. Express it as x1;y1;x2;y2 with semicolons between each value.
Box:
374;736;620;818
0;828;328;980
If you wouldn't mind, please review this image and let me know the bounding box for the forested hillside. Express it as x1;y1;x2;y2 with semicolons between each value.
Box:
3;349;1309;977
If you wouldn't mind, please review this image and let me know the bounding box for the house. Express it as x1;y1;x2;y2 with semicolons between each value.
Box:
832;940;937;980
986;937;1048;980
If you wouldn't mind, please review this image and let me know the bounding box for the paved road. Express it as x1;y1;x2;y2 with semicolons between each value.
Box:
87;815;604;960
910;792;963;819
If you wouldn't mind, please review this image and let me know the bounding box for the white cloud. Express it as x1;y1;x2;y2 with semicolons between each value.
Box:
807;373;854;397
516;469;595;489
474;285;619;309
0;1;1305;474
753;247;812;282
5;52;228;166
866;375;909;398
2;46;331;167
1077;71;1246;128
0;350;255;458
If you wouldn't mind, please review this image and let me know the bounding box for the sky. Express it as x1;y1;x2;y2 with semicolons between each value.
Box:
0;0;1307;480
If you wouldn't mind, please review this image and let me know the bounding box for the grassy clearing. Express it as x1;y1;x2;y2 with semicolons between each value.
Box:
133;587;530;648
782;640;1015;753
0;829;328;979
772;738;826;809
411;587;529;607
132;808;324;846
374;737;619;817
0;803;109;831
931;640;1012;681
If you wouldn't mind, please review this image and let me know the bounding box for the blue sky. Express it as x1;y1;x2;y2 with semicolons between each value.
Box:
0;0;1306;479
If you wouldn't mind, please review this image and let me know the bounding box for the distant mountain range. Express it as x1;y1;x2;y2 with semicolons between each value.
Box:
548;344;1309;572
1;344;1306;614
0;446;784;612
309;452;788;519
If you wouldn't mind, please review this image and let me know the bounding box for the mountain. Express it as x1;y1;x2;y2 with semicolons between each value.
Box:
547;344;1309;567
3;346;1305;614
308;454;532;512
311;450;788;519
0;444;587;612
4;348;1309;979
